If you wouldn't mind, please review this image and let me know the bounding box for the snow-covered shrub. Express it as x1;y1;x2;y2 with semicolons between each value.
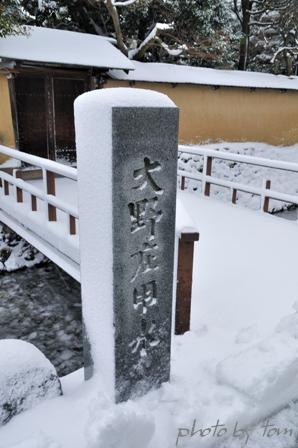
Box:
0;224;45;272
0;339;61;425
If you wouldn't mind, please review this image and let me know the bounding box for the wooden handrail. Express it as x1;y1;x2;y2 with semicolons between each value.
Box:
178;147;298;213
0;145;78;236
179;145;298;173
0;145;77;180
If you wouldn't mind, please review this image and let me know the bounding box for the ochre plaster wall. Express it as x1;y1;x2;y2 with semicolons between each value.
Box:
0;74;15;163
104;80;298;146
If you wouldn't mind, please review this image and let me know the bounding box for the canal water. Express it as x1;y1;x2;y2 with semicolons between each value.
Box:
0;262;83;376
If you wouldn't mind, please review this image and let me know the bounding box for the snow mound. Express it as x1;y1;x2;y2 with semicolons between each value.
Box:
3;433;61;448
0;339;61;425
87;400;155;448
217;310;298;407
275;304;298;339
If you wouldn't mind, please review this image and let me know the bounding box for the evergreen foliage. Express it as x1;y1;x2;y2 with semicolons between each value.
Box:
0;0;26;37
1;0;296;75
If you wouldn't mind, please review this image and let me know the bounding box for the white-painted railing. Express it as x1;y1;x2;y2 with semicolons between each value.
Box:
0;144;78;235
178;145;298;213
1;143;298;244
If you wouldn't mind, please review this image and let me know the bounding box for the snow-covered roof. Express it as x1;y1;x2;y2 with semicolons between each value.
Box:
0;27;134;71
109;61;298;91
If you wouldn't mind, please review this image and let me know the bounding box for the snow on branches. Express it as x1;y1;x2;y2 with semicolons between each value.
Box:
128;23;183;60
233;0;298;74
112;0;139;6
93;0;182;60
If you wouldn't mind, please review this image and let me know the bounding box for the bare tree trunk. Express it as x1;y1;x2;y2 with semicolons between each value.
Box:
238;0;253;70
238;34;249;70
103;0;128;56
283;49;292;75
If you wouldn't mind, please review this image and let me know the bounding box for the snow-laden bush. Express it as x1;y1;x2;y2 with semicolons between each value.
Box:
0;339;61;425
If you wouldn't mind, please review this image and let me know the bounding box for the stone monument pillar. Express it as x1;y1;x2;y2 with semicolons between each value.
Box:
75;88;179;402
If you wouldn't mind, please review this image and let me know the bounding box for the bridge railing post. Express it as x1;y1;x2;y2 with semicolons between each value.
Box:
43;170;57;222
74;88;179;403
13;169;23;203
262;179;271;213
69;215;76;235
3;180;9;196
175;232;199;335
31;194;37;211
203;155;213;197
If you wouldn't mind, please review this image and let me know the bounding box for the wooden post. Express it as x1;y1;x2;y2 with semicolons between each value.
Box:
263;180;271;213
15;171;23;203
31;195;37;211
45;76;56;160
175;232;199;335
204;156;212;197
69;215;76;235
46;170;57;221
181;175;185;191
4;181;9;196
232;188;237;205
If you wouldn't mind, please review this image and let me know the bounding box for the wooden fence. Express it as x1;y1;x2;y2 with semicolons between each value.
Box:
178;145;298;215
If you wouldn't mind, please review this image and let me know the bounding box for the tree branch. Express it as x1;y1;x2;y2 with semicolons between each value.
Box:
128;23;174;59
113;0;139;6
233;0;243;25
103;0;128;55
250;20;275;26
271;45;298;63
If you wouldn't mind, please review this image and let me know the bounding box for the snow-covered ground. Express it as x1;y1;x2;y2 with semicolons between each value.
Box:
179;142;298;213
1;193;298;448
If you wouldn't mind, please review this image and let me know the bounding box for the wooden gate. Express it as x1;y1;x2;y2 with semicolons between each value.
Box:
15;75;48;159
14;71;88;161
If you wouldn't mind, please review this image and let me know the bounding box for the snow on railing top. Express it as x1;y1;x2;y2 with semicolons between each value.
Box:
179;145;298;174
0;145;77;180
0;145;78;238
1;142;298;250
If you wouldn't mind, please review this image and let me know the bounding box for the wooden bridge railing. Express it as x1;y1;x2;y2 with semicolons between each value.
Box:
5;144;296;335
0;145;199;335
178;145;298;215
0;144;78;236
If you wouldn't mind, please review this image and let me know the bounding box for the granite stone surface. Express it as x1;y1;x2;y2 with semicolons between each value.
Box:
112;107;179;402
